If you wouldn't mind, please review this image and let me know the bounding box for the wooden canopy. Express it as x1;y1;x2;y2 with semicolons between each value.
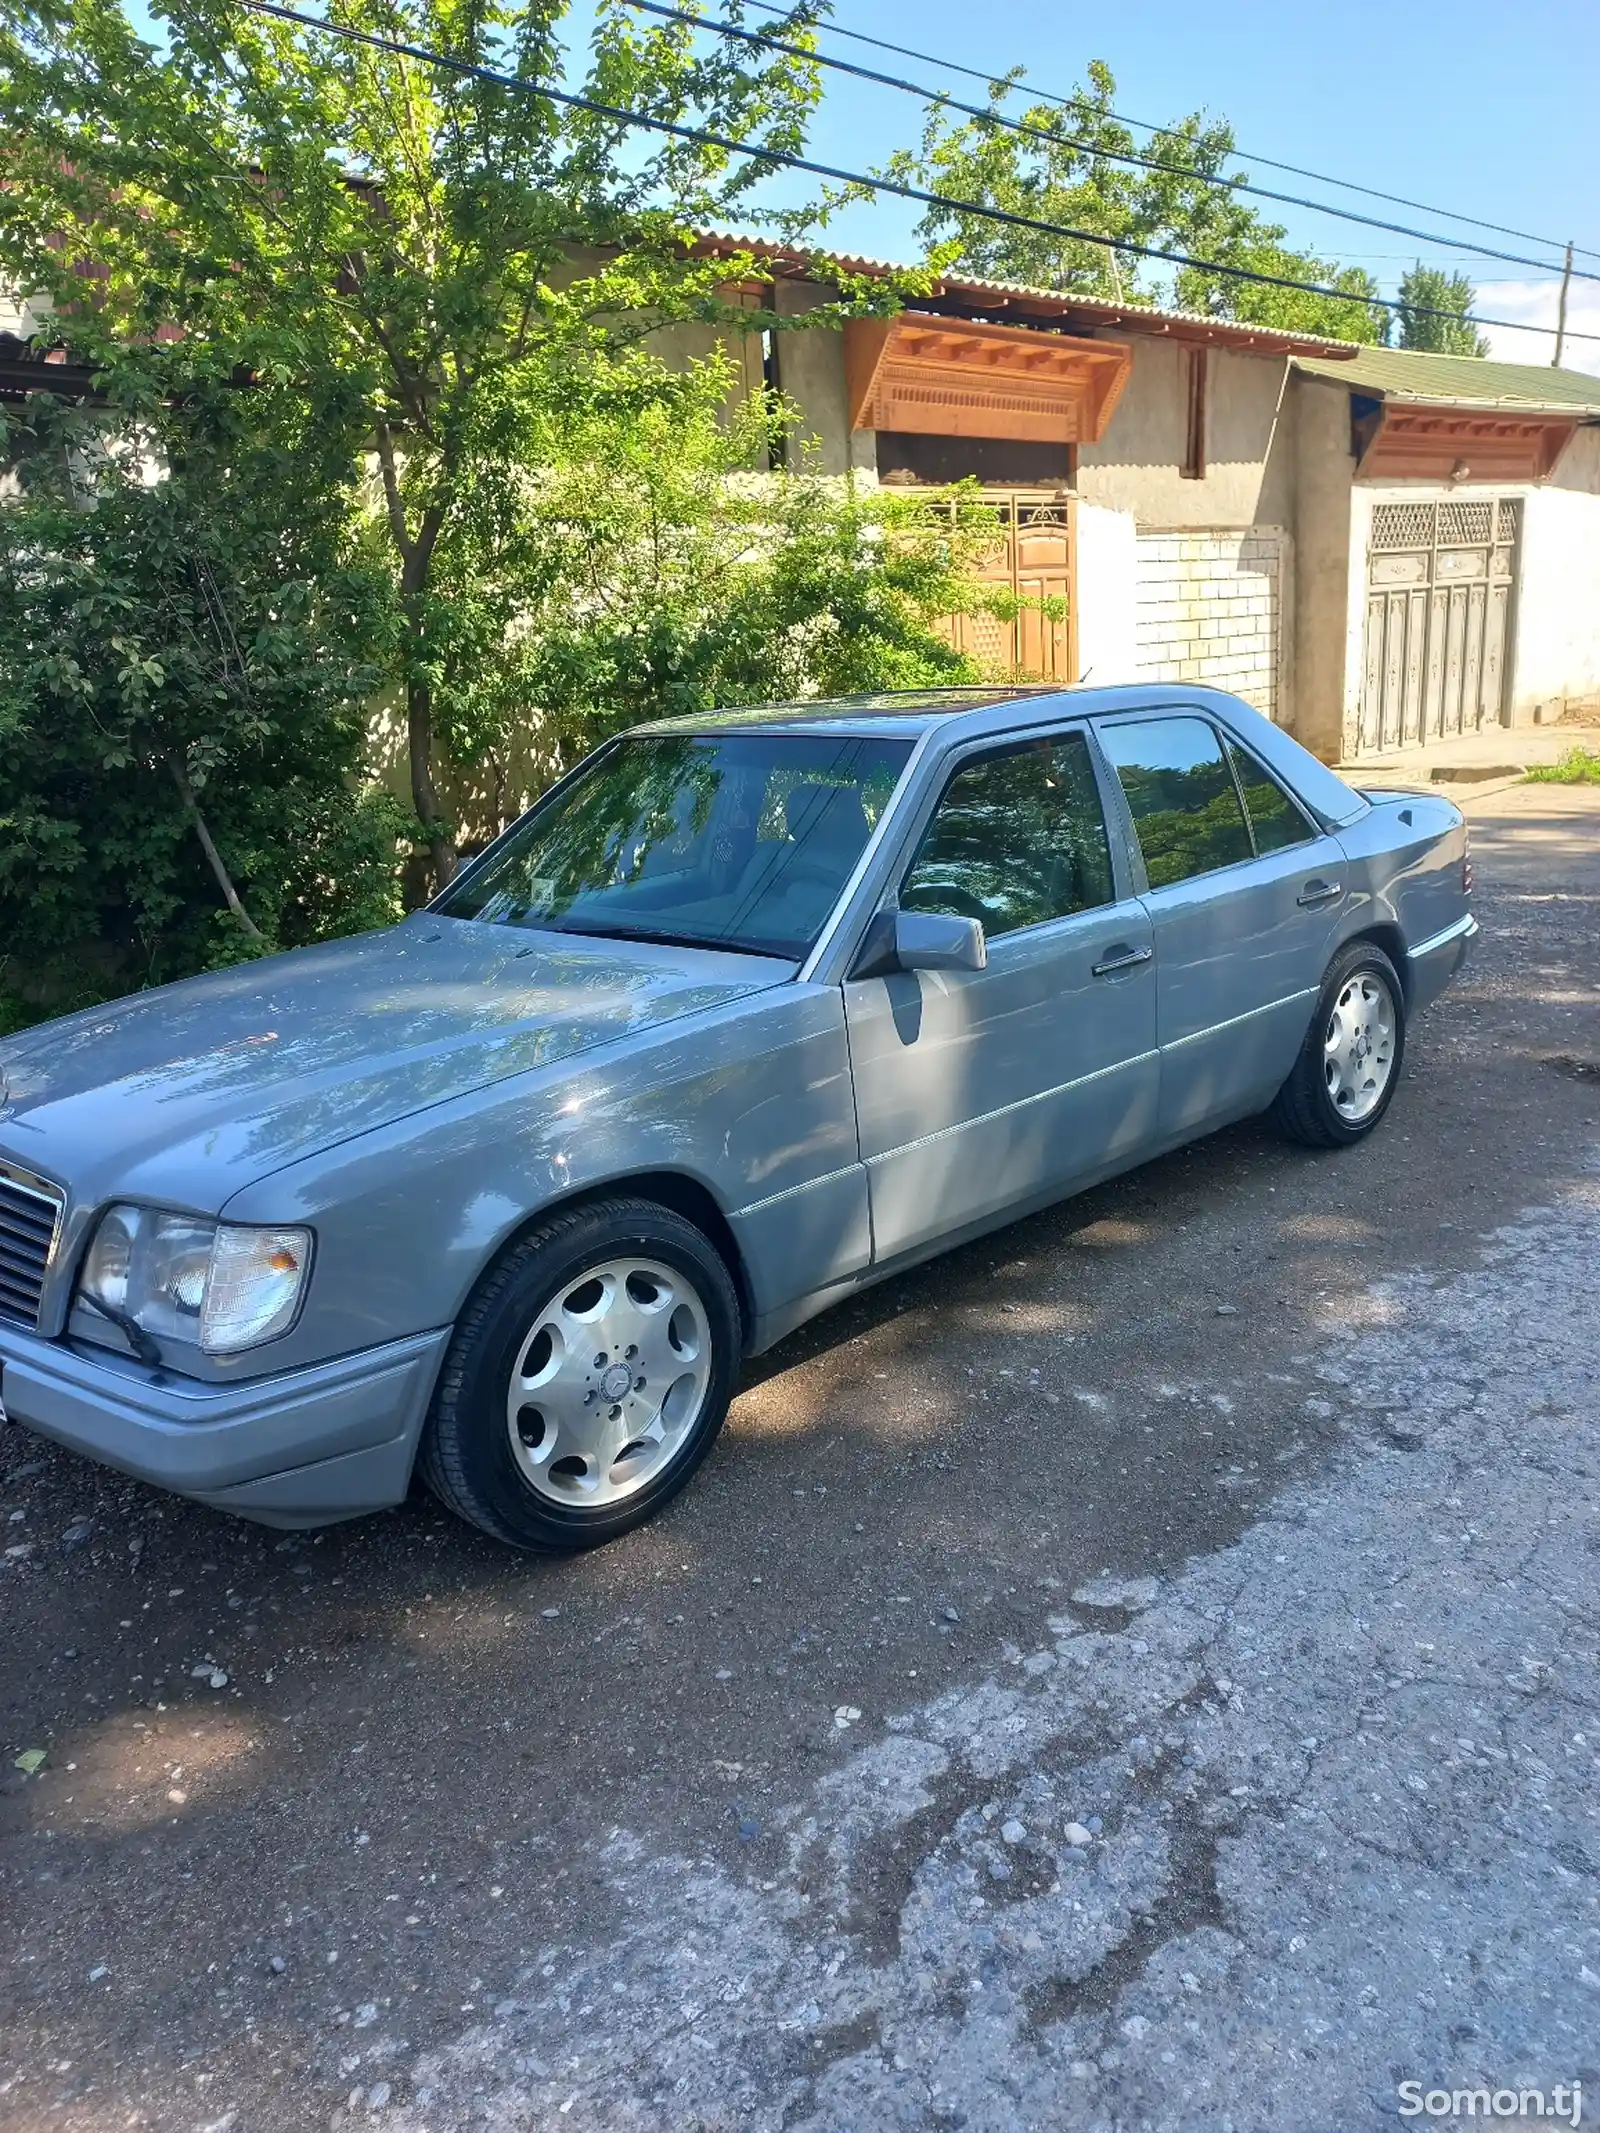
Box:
845;314;1132;444
1355;402;1578;483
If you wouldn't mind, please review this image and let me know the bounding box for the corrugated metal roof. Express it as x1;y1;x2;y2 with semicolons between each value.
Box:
694;230;1365;360
1292;344;1600;415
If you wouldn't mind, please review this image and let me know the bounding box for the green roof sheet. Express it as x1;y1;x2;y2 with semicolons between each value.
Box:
1292;344;1600;415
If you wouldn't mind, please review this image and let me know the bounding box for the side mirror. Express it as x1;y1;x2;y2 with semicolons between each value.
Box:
850;907;988;980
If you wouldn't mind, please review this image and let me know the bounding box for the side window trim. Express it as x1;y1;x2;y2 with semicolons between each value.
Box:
1219;730;1320;853
1220;727;1261;859
895;724;1122;943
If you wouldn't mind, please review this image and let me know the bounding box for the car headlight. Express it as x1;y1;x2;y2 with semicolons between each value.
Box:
80;1205;312;1355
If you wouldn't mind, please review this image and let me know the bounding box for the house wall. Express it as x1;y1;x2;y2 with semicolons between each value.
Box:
770;281;876;477
1077;340;1295;530
1290;377;1360;762
1074;502;1139;685
1512;427;1600;720
1131;529;1289;722
1076;342;1303;728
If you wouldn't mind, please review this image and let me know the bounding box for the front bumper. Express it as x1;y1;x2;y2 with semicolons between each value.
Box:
0;1321;451;1528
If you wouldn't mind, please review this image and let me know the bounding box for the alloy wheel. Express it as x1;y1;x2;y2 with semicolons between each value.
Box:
505;1257;712;1507
1323;969;1397;1123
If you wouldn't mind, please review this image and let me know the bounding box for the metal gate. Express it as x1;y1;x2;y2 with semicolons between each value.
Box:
940;491;1076;682
1356;497;1518;754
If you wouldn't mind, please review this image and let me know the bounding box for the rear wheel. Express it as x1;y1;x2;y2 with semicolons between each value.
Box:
419;1198;742;1552
1269;941;1405;1148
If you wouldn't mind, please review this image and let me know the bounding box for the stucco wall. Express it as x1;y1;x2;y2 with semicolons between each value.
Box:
1512;428;1600;719
769;281;876;478
1074;502;1139;685
1290;377;1359;761
1077;341;1296;532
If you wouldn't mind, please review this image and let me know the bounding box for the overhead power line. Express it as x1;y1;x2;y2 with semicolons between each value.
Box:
742;0;1600;271
230;0;1600;346
629;0;1600;289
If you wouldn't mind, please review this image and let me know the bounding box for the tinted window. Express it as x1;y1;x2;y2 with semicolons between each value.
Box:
1225;738;1314;856
901;733;1114;938
439;733;911;960
1098;717;1254;890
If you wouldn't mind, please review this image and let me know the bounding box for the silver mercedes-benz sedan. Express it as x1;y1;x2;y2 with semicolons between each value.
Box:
0;685;1475;1551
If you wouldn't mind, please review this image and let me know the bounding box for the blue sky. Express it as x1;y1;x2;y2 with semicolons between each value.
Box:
715;0;1600;372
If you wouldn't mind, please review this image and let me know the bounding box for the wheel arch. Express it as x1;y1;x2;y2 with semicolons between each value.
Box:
487;1170;755;1343
1339;920;1411;1006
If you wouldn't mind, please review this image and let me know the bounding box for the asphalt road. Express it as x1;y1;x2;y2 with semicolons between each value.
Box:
3;782;1599;2133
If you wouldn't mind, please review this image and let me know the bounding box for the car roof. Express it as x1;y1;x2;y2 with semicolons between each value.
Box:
631;683;1370;828
631;685;1062;740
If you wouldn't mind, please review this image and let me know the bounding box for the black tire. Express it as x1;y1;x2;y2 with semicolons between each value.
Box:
418;1197;743;1553
1268;939;1407;1149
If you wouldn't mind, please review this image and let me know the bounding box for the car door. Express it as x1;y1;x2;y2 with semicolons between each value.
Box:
844;727;1160;1266
1094;711;1348;1138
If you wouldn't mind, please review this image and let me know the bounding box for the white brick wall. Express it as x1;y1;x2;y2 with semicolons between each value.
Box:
1133;530;1283;721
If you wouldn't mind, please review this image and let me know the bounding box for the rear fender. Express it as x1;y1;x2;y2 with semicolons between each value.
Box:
1335;792;1471;1007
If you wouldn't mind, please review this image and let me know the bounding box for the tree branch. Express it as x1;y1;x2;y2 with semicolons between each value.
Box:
170;760;264;942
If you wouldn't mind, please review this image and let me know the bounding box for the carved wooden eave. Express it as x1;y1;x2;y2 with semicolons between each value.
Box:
1356;401;1580;483
844;314;1132;443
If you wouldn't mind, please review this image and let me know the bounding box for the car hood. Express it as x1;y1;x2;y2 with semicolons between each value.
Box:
0;918;789;1210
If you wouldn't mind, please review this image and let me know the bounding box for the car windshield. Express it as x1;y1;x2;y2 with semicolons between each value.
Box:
437;731;914;960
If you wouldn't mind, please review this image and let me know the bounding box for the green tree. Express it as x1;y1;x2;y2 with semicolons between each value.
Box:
0;384;409;1030
427;342;997;825
891;59;1384;343
1396;263;1489;356
0;0;874;887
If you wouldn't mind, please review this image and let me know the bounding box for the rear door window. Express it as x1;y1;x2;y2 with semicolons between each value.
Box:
1097;717;1254;889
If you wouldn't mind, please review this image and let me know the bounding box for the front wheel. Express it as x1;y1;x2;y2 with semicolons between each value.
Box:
418;1198;743;1552
1269;941;1406;1148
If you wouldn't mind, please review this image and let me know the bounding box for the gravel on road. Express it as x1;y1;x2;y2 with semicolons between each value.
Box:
3;782;1598;2132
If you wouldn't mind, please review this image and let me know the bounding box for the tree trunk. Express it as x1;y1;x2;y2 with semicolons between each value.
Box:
400;504;457;897
407;663;456;893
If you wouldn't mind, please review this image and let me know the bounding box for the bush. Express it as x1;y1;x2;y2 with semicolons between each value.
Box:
0;389;413;1028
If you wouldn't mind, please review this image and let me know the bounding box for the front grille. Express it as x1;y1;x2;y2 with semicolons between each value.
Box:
0;1167;65;1331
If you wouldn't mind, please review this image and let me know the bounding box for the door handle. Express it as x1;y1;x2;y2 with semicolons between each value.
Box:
1297;879;1344;907
1092;944;1154;977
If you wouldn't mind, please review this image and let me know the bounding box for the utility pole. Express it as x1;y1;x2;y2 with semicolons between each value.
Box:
1553;240;1573;368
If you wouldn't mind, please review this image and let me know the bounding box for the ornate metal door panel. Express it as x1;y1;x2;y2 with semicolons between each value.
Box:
1357;498;1518;754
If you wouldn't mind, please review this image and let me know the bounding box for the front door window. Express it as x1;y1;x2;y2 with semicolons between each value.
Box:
901;732;1114;934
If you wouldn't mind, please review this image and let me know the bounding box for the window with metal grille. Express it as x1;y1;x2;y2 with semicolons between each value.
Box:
1370;503;1434;551
1438;501;1493;546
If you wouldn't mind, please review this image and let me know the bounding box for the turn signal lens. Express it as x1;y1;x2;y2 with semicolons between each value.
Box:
202;1226;313;1354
